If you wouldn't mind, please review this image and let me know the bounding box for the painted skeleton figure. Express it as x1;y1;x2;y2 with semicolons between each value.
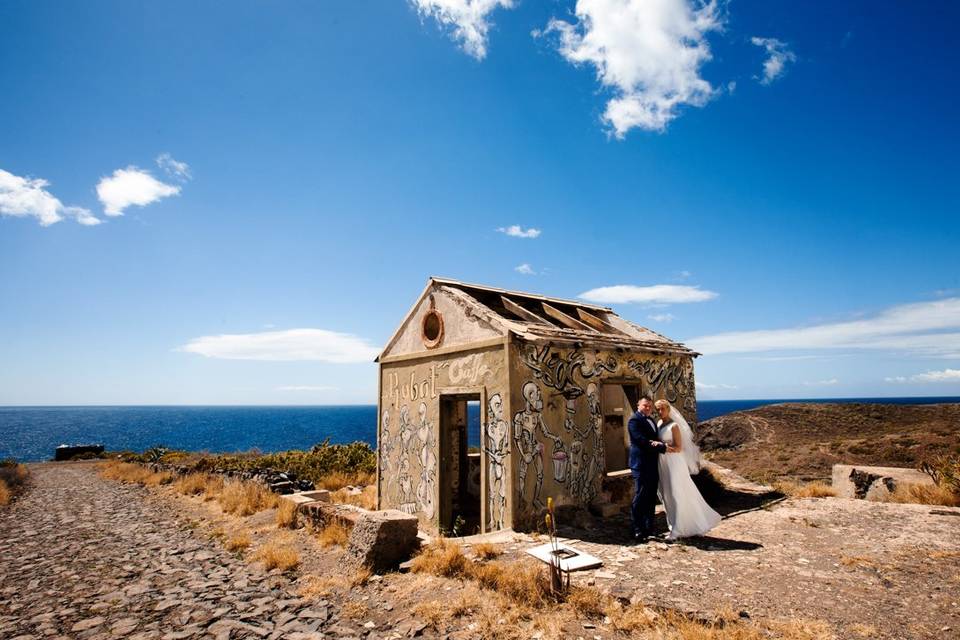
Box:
380;410;393;496
415;401;437;519
513;381;562;511
397;404;417;514
484;393;508;531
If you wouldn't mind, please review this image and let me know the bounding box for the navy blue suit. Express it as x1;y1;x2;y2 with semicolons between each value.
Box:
627;410;666;536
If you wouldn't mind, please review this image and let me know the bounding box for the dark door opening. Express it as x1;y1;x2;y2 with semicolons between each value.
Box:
439;394;482;535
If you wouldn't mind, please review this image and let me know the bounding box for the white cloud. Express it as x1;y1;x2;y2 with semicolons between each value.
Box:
178;328;380;363
411;0;514;60
515;263;536;275
886;369;960;384
803;378;839;386
497;224;541;238
696;381;738;390
96;167;181;216
580;284;718;305
0;169;101;227
751;36;796;85
689;297;960;358
276;385;339;392
544;0;722;137
156;153;191;181
647;313;675;323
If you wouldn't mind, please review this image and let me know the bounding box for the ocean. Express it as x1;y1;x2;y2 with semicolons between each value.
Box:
1;397;958;462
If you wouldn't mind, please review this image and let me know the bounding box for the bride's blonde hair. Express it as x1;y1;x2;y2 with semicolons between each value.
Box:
654;399;671;411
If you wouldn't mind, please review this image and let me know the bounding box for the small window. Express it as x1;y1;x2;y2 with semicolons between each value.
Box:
421;309;444;348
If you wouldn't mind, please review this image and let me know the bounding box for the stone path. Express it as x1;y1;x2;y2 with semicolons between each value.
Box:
0;462;334;640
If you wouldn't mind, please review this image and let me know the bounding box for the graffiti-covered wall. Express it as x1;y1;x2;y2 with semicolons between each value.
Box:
378;346;508;532
507;341;697;530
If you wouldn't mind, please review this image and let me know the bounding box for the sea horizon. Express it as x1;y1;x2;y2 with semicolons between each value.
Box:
2;396;957;463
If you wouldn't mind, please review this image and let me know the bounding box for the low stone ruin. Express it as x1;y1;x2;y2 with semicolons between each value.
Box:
832;464;934;500
295;499;419;572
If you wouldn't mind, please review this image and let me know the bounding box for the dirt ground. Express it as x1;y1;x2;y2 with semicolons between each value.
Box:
697;402;960;482
3;462;959;639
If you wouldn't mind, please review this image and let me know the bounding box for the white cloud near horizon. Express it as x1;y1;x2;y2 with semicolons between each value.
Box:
543;0;722;137
696;381;737;390
179;328;380;363
886;369;960;384
803;378;839;386
515;263;536;275
751;36;795;85
411;0;514;59
580;284;718;305
0;169;101;227
156;153;191;181
689;297;960;358
96;167;181;216
497;224;541;238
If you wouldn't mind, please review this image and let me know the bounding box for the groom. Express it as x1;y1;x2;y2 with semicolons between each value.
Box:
628;397;667;540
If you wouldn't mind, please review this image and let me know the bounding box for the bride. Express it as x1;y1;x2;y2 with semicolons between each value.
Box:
654;399;721;540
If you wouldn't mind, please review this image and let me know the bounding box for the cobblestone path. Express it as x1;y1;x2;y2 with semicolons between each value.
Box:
0;463;333;640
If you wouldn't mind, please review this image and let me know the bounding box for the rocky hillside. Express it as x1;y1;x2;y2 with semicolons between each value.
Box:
696;402;960;483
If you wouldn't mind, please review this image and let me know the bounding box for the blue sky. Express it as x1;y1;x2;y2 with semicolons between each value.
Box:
1;0;958;405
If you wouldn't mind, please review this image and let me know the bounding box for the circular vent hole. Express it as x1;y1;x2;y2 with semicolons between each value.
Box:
422;310;444;348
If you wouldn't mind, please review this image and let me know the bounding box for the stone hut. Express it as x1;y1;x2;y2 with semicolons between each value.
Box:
375;277;699;534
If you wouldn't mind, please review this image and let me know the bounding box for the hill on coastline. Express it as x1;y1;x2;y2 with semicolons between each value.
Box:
696;402;960;483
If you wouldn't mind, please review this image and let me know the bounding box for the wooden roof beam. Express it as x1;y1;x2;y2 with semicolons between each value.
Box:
541;302;598;332
576;308;629;336
500;295;552;325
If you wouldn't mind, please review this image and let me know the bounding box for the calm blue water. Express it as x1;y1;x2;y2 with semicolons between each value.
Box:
1;397;958;462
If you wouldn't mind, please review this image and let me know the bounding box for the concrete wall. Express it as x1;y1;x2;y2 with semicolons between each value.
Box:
377;346;509;534
507;340;697;530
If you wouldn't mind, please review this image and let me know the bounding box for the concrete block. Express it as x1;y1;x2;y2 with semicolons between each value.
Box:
832;464;934;500
299;502;419;572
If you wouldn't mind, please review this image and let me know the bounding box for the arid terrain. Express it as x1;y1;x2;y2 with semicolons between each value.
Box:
2;457;959;639
697;402;960;483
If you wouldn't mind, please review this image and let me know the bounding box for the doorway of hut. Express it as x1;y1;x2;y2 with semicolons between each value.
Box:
438;394;483;536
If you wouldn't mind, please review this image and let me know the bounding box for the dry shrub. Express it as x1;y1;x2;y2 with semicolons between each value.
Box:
607;601;658;633
565;586;609;619
98;461;173;486
173;473;210;496
329;485;377;510
225;531;251;552
202;475;224;500
316;522;350;548
298;574;347;599
0;462;29;503
351;567;372;587
471;542;502;560
470;559;551;608
410;538;470;578
276;499;299;528
341;601;370;620
0;480;10;507
315;470;376;491
774;480;836;498
848;623;878;638
253;537;299;571
218;480;279;516
884;482;960;507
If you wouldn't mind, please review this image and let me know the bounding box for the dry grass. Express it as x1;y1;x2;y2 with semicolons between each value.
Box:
218;479;280;516
471;542;502;560
173;473;210;496
351;567;372;587
329;485;377;510
224;530;252;552
884;482;960;507
253;536;299;571
774;480;836;498
98;461;174;486
341;601;370;620
410;538;471;578
314;470;376;491
315;521;350;548
565;586;607;619
275;499;299;528
848;623;879;638
0;480;10;507
298;574;348;599
0;463;29;506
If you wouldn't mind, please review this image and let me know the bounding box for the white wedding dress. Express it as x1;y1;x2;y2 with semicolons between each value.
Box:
657;408;721;540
